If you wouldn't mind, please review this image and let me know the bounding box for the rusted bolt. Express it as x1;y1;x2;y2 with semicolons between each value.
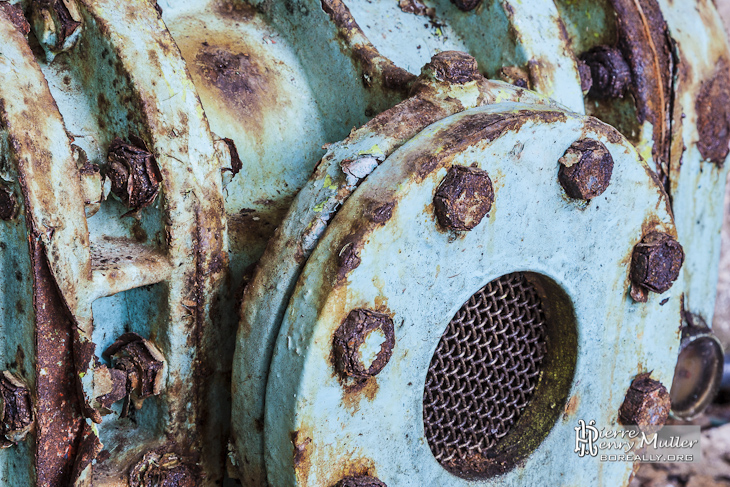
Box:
434;165;493;231
129;450;199;487
106;137;162;212
333;309;395;379
422;51;480;84
1;371;33;448
0;185;17;221
618;373;670;433
449;0;482;12
580;46;631;99
99;333;166;416
630;232;684;295
558;139;614;200
334;475;387;487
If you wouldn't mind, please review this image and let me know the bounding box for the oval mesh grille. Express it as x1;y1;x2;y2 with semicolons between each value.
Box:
423;272;548;474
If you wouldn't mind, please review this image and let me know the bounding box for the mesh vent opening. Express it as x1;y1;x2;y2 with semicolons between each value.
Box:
423;272;557;479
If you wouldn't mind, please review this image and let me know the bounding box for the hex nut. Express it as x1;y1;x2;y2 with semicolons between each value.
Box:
0;185;17;221
422;51;480;84
434;165;494;231
333;309;395;379
580;46;631;99
334;475;387;487
630;232;684;294
618;374;670;434
106;137;162;212
558;139;614;200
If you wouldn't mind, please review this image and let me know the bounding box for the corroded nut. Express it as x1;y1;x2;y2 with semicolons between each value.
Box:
129;450;199;487
434;165;493;231
630;232;684;294
334;475;387;487
422;51;480;84
449;0;482;12
1;371;33;448
558;139;614;200
103;333;166;412
107;137;162;212
0;185;17;221
580;46;631;99
618;374;670;433
333;309;395;379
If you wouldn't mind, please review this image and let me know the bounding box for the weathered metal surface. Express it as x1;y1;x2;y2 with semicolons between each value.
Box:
0;0;726;485
618;374;671;432
263;104;681;486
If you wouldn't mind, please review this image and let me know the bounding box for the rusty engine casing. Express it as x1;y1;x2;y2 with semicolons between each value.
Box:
0;0;728;486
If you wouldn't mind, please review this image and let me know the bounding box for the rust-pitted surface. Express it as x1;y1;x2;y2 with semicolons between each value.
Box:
630;232;684;294
0;2;30;36
0;371;33;447
107;137;162;212
129;450;199;487
37;0;82;47
558;138;614;200
333;309;395;379
334;475;387;487
618;373;670;433
433;165;494;231
610;0;673;181
32;238;84;487
695;59;730;164
320;0;416;94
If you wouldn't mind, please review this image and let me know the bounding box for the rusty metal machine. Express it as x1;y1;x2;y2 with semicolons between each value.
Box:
0;0;729;485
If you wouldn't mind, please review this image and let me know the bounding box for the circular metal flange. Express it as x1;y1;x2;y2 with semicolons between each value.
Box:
264;104;682;486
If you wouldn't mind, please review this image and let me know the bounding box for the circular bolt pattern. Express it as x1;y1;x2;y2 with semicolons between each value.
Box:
334;476;387;487
0;185;17;220
423;51;480;84
434;165;493;231
580;46;631;99
618;373;670;433
630;232;684;294
333;309;395;379
558;139;614;200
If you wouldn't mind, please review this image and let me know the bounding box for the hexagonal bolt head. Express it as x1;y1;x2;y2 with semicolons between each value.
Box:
333;309;395;379
618;373;670;434
0;371;33;448
106;137;162;212
99;333;166;416
422;51;481;84
335;475;387;487
580;46;631;99
434;165;494;231
558;139;614;200
0;185;17;221
630;232;684;295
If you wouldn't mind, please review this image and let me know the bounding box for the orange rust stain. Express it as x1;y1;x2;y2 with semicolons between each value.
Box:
563;394;580;420
291;429;313;485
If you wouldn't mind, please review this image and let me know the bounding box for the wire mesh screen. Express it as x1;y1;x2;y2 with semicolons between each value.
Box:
423;272;548;472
